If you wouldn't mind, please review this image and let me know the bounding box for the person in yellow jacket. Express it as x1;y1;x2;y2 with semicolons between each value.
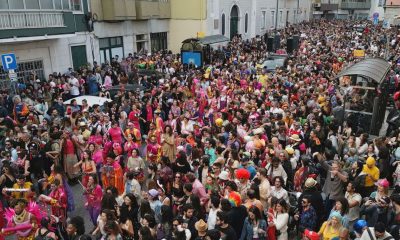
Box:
318;212;344;240
361;157;380;198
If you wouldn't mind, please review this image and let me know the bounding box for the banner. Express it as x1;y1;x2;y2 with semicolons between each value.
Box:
353;50;365;58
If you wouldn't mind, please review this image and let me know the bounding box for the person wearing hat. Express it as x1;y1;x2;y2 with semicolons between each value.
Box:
148;188;162;224
235;168;251;202
223;191;247;237
4;198;38;240
318;211;344;240
298;177;325;226
125;121;142;145
360;157;380;198
359;222;393;240
79;122;91;141
361;178;392;227
352;219;368;239
194;219;208;239
252;128;266;150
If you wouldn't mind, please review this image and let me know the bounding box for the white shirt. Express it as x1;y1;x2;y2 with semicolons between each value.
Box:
69;77;80;96
360;227;393;240
345;191;362;221
207;208;219;230
270;186;290;204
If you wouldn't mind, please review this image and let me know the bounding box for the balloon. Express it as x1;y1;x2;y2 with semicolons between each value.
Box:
215;118;223;127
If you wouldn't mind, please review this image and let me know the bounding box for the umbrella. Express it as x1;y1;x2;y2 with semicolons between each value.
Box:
63;96;112;107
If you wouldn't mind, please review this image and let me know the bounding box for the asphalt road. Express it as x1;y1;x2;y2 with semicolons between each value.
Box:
68;183;95;234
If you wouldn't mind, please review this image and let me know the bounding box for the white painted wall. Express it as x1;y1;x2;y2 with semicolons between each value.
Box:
0;33;91;78
92;19;169;58
205;0;311;40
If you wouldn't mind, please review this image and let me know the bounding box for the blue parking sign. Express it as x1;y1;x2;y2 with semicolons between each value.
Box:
1;53;17;70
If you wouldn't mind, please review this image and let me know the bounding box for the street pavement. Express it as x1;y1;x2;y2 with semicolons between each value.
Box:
68;183;95;234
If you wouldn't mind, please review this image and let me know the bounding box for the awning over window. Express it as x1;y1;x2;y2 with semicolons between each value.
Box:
198;34;230;45
335;58;391;84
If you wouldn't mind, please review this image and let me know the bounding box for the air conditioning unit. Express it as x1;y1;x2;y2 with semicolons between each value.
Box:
313;3;321;7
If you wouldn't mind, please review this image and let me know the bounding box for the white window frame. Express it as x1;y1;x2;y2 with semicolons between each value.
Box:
244;13;248;33
0;0;73;11
271;11;275;28
261;10;266;29
71;0;83;13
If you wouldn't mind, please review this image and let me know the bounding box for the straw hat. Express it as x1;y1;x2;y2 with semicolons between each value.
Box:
195;219;208;232
304;178;317;188
289;134;301;142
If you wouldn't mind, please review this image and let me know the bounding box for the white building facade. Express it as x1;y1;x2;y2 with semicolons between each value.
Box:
205;0;312;40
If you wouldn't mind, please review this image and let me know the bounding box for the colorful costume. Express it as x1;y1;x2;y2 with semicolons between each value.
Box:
48;186;67;222
155;116;164;133
8;182;34;201
4;201;42;240
84;184;103;226
146;141;161;163
13;102;29;124
101;161;124;195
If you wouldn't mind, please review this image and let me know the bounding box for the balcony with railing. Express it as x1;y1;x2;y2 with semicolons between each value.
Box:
320;3;339;11
341;0;371;9
0;11;64;29
101;0;136;21
136;0;171;20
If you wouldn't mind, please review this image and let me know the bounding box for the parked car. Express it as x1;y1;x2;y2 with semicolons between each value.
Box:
262;54;287;72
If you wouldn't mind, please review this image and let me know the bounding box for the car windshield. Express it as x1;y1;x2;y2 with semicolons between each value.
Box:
263;58;285;71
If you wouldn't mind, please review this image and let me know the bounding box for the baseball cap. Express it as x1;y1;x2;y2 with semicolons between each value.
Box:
148;189;159;198
304;229;320;240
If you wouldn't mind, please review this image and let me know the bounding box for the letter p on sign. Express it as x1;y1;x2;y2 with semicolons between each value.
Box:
1;53;17;71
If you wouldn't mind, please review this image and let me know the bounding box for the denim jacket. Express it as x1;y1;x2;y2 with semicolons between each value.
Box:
240;217;267;240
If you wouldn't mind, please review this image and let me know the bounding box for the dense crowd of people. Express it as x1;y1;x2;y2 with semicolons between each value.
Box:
0;19;400;240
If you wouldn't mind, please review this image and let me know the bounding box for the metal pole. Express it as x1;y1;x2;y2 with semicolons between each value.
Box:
275;0;279;30
296;0;299;23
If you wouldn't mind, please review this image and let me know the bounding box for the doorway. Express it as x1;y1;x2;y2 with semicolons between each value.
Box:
230;5;239;40
71;45;87;71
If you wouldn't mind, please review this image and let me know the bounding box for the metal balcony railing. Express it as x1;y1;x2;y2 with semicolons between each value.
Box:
341;0;371;9
0;11;64;29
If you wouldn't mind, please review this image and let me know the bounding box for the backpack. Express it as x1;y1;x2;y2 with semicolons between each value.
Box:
34;229;51;240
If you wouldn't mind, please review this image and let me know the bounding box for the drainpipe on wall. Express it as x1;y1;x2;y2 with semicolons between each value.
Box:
275;0;279;30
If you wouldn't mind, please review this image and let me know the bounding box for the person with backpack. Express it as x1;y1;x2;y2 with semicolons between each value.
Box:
35;217;57;240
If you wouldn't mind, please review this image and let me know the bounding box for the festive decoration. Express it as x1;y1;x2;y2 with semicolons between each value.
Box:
228;191;241;207
215;118;223;127
235;168;250;180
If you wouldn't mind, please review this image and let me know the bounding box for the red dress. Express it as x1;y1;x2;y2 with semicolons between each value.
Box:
128;110;141;130
49;186;67;222
146;142;161;163
108;127;123;144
